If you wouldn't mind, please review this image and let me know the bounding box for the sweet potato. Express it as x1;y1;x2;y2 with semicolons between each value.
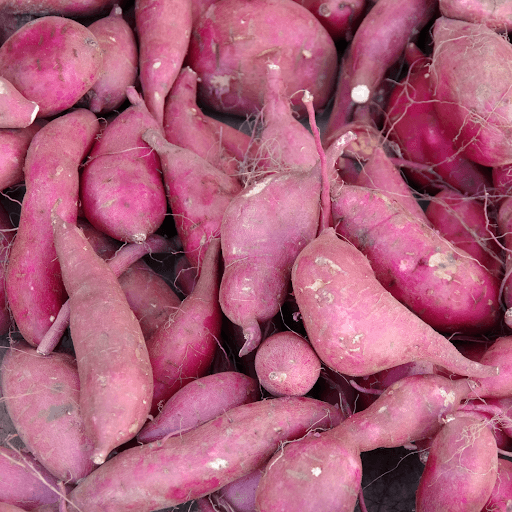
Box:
440;0;512;32
137;371;259;442
62;396;341;512
0;77;38;128
142;128;242;269
5;109;100;347
430;17;512;167
416;414;498;511
135;0;192;125
84;5;138;114
484;458;512;511
80;87;167;243
254;331;321;397
0;120;45;191
331;185;501;334
146;238;222;412
291;227;499;377
0;203;14;335
347;0;436;105
0;16;103;118
188;0;338;117
255;430;362;512
385;44;492;195
163;67;245;178
1;341;95;482
0;0;128;17
497;196;512;326
425;188;502;276
0;447;64;510
52;214;153;465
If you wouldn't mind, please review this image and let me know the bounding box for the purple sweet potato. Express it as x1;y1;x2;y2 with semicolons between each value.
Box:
62;396;342;512
146;238;222;412
430;17;512;167
385;45;493;195
1;341;95;482
137;371;259;442
291;227;499;377
0;77;38;128
135;0;192;125
163;67;244;178
0;0;128;17
84;5;138;114
0;120;45;191
254;331;321;397
52;214;153;465
142;128;242;269
331;185;502;334
484;458;512;511
416;414;498;511
0;203;14;335
255;430;362;512
215;467;264;512
80;87;167;243
347;0;436;105
5;109;100;347
0;447;63;510
425;188;502;276
188;0;338;117
292;0;366;42
0;16;103;118
440;0;512;32
257;63;318;174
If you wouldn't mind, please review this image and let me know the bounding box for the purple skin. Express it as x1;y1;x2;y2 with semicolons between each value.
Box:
62;397;342;512
0;16;103;117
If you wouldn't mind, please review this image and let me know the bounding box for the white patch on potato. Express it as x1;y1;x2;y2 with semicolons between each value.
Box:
55;165;64;176
305;279;330;292
428;252;457;281
269;371;287;383
207;458;229;470
311;467;322;477
302;49;313;59
30;103;39;123
109;36;117;42
49;315;55;322
243;175;273;197
314;256;342;274
210;74;232;96
438;387;456;408
0;80;6;94
153;61;162;69
378;406;388;414
154;92;161;101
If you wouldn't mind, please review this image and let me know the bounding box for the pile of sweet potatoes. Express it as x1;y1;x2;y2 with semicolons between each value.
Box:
1;1;512;511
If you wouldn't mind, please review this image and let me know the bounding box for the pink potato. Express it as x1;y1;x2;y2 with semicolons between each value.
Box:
137;371;259;442
0;77;38;128
0;447;64;510
484;458;512;511
1;341;95;482
291;228;499;377
254;331;321;397
0;16;103;118
163;67;245;178
5;109;100;347
84;5;138;114
416;414;498;511
0;0;128;17
135;0;192;125
0;120;46;191
188;0;338;117
385;46;492;195
255;430;362;512
440;0;512;32
0;202;14;335
52;214;153;465
80;87;167;243
142;128;242;269
331;185;501;334
425;188;502;276
347;0;436;105
257;63;318;174
214;467;264;512
146;238;222;412
497;196;512;326
62;396;342;512
430;17;512;167
292;0;366;42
